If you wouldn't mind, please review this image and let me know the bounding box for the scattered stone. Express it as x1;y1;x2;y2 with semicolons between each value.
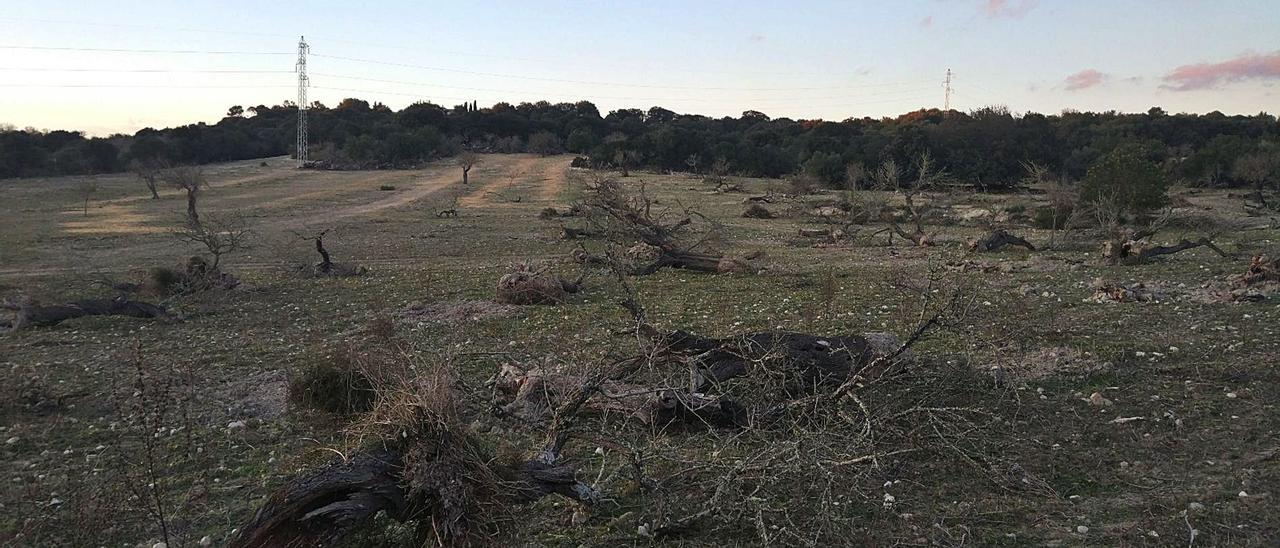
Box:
1238;490;1248;498
198;536;212;547
226;420;247;430
1088;392;1112;407
5;437;18;445
571;508;589;526
1076;525;1089;534
1188;502;1205;511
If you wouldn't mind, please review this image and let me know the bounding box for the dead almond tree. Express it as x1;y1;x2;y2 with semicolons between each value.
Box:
291;228;365;277
132;159;166;200
459;151;479;185
173;212;250;271
75;177;97;216
161;165;206;228
882;153;948;247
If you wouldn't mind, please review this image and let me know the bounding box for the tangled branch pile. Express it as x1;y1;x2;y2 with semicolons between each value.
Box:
494;262;583;305
574;176;758;275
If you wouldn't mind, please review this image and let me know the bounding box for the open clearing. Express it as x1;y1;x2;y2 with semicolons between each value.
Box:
2;155;1278;546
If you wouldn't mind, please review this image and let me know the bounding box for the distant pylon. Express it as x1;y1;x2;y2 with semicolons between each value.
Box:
295;36;310;168
943;68;953;112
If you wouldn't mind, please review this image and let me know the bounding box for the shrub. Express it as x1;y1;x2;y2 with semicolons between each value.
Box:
288;347;377;415
788;174;819;195
146;266;183;294
1080;144;1168;214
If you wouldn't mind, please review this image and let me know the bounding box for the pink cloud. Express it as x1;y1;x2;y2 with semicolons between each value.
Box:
982;0;1036;18
919;15;933;28
1162;51;1280;91
1064;69;1107;91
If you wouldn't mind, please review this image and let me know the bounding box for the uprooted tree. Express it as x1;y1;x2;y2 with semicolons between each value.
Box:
880;153;949;247
234;265;1003;545
573;176;757;274
1099;211;1232;264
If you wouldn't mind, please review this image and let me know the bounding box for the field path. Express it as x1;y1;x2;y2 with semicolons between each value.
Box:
457;155;539;207
537;156;572;202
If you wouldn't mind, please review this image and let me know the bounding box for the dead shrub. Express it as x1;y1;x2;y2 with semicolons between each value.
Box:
494;263;571;305
741;203;774;219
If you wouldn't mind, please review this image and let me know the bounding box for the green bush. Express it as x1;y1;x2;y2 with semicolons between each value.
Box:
1080;144;1168;213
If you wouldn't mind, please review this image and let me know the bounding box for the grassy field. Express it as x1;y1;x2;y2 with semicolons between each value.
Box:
1;154;1277;546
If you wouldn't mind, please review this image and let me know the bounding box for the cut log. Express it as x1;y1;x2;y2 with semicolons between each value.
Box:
2;296;177;331
967;229;1035;253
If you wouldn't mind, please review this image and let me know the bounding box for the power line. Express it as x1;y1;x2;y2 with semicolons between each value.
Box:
312;53;934;92
308;72;937;104
0;67;291;74
0;45;290;55
0;83;293;89
309;84;938;110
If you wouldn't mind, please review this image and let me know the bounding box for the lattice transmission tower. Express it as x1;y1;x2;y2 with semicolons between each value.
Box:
295;36;310;167
943;68;953;112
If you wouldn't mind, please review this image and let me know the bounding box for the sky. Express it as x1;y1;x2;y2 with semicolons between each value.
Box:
1;0;1278;136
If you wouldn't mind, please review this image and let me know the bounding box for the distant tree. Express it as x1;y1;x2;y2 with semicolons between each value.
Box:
1233;144;1280;210
802;152;844;188
1081;144;1168;214
132;159;166;199
845;162;867;191
458;151;479;185
226;105;244;118
527;131;563;156
77;177;97;216
565;128;598;153
162;165;206;227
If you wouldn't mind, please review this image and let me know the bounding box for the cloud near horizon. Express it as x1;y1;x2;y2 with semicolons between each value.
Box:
982;0;1036;18
1162;51;1280;91
919;15;933;29
1064;69;1107;91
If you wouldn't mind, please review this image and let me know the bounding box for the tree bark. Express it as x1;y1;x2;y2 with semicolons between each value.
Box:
3;296;176;331
231;448;595;548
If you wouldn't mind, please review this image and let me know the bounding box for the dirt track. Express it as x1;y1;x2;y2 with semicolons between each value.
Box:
0;153;575;277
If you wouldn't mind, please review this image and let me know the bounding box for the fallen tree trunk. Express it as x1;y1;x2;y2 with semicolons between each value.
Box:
496;364;744;426
232;446;596;548
1103;236;1232;264
967;229;1035;252
2;296;176;331
560;226;598;240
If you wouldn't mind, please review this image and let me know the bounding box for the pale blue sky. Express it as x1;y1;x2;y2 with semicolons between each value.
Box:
2;1;1277;135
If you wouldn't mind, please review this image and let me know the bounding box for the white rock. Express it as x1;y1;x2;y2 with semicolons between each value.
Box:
5;437;18;445
1238;490;1248;498
1226;392;1238;399
226;420;247;429
1188;502;1204;511
198;536;213;547
1076;525;1089;534
153;543;168;548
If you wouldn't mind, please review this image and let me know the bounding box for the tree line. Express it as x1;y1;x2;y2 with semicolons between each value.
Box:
2;99;1276;190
